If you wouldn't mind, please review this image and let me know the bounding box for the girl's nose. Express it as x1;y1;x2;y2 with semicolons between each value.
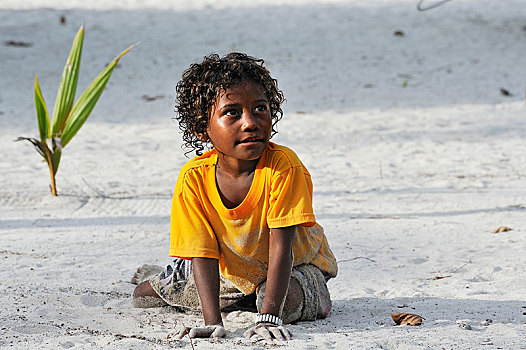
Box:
241;110;258;131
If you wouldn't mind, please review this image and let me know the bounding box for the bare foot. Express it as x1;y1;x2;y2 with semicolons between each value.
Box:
130;264;163;285
130;264;168;308
317;279;332;318
132;280;168;308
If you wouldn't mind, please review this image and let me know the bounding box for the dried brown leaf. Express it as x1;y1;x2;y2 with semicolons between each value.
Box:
5;40;33;47
141;94;165;102
432;275;451;280
391;312;423;326
492;226;512;233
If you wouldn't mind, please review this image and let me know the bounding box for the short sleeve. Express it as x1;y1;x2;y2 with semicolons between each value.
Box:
169;172;220;259
267;165;316;228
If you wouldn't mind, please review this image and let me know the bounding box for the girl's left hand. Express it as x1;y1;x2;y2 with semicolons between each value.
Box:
243;323;291;341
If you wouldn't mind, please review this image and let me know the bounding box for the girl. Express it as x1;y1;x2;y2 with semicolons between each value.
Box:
132;52;337;342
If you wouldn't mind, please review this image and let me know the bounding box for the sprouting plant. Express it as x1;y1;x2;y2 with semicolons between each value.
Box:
17;25;136;196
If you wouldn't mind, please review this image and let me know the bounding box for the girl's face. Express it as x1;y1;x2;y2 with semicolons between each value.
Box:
205;81;272;166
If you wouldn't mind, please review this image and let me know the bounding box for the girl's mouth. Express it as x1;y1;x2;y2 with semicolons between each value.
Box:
238;137;264;145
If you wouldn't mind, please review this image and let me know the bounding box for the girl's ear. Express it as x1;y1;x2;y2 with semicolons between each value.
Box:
194;131;208;142
194;115;209;142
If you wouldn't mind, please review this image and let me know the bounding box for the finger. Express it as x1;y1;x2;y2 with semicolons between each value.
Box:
243;327;256;339
250;334;263;342
189;327;214;338
277;326;292;340
255;326;273;341
174;326;189;340
211;326;226;338
269;327;285;341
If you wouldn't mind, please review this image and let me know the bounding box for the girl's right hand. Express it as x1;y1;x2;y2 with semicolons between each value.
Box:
175;324;226;339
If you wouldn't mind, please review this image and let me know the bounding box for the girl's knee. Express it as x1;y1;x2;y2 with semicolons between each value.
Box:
255;278;304;324
282;278;304;323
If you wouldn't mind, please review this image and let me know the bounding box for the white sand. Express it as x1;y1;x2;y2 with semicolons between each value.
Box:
1;0;525;348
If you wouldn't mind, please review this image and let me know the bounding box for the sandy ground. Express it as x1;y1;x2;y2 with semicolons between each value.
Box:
1;0;525;349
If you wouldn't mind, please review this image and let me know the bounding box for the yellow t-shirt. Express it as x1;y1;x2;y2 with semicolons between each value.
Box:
169;142;338;294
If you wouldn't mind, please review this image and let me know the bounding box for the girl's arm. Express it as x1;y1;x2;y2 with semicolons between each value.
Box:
193;257;223;325
176;257;225;338
244;225;295;341
261;225;295;316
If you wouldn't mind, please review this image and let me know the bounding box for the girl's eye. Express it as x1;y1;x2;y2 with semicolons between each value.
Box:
255;105;268;112
224;109;239;116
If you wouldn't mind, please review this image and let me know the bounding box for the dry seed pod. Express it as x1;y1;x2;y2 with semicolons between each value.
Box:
391;312;423;326
492;226;512;233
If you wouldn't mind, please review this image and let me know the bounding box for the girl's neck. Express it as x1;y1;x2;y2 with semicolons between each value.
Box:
215;154;259;209
215;152;260;178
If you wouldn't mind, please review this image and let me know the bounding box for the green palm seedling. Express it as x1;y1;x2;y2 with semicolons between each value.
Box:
17;25;136;195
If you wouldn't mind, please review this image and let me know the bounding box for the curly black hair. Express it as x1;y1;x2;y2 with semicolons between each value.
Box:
175;52;285;156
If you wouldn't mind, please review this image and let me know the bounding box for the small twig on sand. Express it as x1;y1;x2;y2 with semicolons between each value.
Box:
82;178;109;198
417;0;452;11
451;260;471;274
129;214;152;239
338;256;376;263
363;216;403;220
429;260;471;280
181;323;195;350
0;249;46;259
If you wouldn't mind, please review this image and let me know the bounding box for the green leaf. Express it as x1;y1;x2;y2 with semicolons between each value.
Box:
61;43;136;147
50;146;62;174
50;25;84;138
34;74;50;142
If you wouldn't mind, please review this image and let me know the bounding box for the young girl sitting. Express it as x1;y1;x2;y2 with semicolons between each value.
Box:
132;52;338;342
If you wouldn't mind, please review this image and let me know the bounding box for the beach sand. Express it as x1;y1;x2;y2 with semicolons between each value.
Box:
1;0;525;348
